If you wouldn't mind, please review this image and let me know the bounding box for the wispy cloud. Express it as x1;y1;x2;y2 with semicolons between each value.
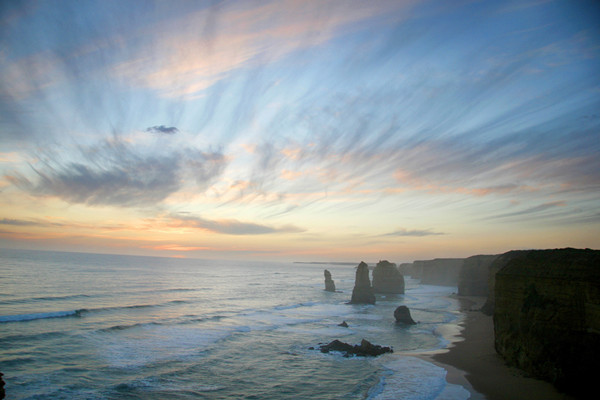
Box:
0;218;42;227
169;213;304;236
112;0;412;99
381;228;445;237
487;201;567;220
8;139;227;207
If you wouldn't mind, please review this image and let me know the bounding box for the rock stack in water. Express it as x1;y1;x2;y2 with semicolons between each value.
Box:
349;262;375;304
324;269;336;292
372;260;405;294
394;305;416;324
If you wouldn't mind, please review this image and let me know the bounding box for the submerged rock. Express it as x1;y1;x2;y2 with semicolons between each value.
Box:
349;262;376;304
394;305;416;324
324;269;336;292
372;260;405;294
319;339;392;357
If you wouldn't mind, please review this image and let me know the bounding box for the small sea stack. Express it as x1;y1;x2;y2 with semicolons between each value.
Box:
324;269;336;292
394;305;416;324
349;261;376;304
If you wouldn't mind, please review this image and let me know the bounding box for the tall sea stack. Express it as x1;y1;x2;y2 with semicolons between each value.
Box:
372;260;405;294
324;269;336;292
349;262;375;304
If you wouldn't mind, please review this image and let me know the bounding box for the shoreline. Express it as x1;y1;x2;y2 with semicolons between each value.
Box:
419;295;574;400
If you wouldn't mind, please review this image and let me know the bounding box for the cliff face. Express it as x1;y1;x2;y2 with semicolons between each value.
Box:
493;248;600;397
416;258;464;286
398;262;418;278
372;260;405;294
457;254;498;296
349;262;376;304
481;251;523;315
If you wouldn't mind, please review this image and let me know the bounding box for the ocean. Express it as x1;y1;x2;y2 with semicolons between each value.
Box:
0;249;470;399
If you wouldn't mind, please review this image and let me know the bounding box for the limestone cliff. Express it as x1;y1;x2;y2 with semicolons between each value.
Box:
481;251;521;315
349;261;376;304
457;254;498;296
372;260;405;294
398;262;417;278
414;258;464;286
493;248;600;397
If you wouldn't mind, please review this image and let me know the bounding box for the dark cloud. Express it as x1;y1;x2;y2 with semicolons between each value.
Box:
146;125;179;134
0;218;40;226
10;139;227;208
170;214;304;235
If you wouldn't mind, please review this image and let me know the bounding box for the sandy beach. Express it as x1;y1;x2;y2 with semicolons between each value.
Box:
421;296;576;400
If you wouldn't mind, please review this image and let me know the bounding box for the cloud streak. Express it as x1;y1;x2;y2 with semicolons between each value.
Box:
381;228;445;237
169;214;304;236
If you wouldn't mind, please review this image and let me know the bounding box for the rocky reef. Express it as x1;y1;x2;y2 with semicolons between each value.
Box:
394;305;416;324
318;339;393;357
324;269;336;292
493;248;600;397
372;260;405;294
457;254;498;296
349;261;376;304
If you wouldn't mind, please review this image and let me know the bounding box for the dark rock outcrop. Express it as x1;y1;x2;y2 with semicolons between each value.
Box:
349;262;375;304
324;269;336;292
372;260;405;294
457;254;498;297
337;321;348;327
0;372;5;400
493;248;600;397
413;258;464;286
319;339;393;357
394;305;416;324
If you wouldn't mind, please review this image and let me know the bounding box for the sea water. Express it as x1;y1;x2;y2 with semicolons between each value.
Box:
0;249;470;399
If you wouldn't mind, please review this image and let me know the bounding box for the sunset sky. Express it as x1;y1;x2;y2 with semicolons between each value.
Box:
1;0;599;262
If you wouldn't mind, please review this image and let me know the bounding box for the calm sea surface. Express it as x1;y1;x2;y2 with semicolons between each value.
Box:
0;249;470;399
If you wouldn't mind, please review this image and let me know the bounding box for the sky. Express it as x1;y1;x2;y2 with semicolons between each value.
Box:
0;0;599;263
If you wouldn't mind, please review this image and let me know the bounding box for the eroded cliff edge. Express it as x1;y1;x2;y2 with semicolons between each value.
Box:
492;248;600;397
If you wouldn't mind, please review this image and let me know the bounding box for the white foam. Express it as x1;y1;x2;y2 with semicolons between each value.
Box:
368;356;470;400
86;324;230;368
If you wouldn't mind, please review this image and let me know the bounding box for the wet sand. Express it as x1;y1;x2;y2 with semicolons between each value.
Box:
421;296;575;400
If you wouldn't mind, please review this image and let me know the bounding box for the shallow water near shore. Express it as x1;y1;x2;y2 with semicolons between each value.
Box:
1;249;469;399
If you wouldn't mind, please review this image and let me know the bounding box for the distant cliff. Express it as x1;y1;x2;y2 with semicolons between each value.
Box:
457;254;498;296
493;248;600;397
372;260;405;294
398;262;419;278
413;258;464;286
